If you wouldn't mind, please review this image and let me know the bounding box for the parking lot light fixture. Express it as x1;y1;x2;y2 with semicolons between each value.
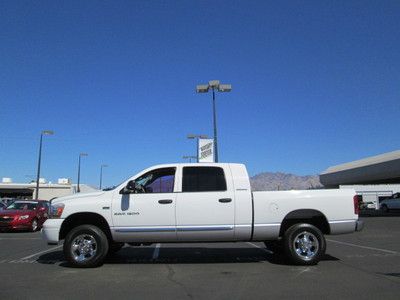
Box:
218;84;232;92
196;85;209;93
187;134;208;140
99;164;108;190
182;155;197;163
77;153;88;193
196;80;232;162
35;130;54;200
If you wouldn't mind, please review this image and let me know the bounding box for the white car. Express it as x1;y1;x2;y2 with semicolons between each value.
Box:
42;163;363;267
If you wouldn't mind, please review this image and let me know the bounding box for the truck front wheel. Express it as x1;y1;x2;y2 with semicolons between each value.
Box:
63;225;109;268
283;223;326;265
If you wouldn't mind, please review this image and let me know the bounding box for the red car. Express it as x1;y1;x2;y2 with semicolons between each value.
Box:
0;200;49;232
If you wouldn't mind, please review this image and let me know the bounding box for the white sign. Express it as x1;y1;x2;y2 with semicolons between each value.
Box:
198;139;214;163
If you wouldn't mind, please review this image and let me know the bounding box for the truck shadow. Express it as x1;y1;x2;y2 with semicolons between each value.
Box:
36;246;339;267
360;210;400;218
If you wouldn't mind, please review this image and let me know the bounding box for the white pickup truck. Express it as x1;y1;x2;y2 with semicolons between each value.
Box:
42;163;363;267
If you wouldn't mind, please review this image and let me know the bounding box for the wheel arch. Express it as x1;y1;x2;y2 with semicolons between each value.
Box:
59;212;113;242
279;209;330;237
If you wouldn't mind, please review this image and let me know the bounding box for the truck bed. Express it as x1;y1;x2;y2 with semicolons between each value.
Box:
251;189;358;240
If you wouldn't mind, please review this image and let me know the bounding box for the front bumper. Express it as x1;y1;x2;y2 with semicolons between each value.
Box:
41;219;64;245
355;220;364;232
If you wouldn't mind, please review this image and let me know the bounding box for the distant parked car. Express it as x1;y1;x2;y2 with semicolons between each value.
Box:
0;200;49;232
380;195;400;213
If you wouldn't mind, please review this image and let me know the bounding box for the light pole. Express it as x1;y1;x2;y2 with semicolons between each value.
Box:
77;153;88;193
35;130;54;200
182;156;197;163
187;134;208;162
196;80;232;162
99;164;108;190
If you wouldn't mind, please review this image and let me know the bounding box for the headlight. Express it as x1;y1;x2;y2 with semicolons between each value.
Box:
18;215;30;220
50;203;65;218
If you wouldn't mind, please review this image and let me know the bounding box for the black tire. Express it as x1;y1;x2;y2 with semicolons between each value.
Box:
108;242;125;255
30;219;38;232
381;205;389;213
283;223;326;265
63;225;109;268
264;240;283;254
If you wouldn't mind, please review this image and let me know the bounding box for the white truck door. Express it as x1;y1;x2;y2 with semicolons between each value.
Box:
111;167;177;242
176;165;235;241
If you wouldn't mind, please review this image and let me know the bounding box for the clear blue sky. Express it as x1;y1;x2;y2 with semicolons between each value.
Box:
1;0;399;188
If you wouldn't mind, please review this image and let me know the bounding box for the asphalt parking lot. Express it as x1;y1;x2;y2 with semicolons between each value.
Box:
0;216;399;300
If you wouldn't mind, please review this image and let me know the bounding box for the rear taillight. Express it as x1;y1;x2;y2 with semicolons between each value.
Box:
353;195;360;215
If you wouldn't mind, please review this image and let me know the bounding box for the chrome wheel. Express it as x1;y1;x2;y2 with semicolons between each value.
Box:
293;231;319;261
70;234;97;262
31;219;38;231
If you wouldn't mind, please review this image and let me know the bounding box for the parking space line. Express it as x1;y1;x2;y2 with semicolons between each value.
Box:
246;242;273;254
20;245;63;261
327;239;399;255
152;243;161;260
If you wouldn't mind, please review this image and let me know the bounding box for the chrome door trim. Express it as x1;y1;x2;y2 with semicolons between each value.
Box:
113;225;234;233
177;225;234;232
115;227;176;233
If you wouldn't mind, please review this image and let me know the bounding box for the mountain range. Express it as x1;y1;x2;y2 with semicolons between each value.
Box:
250;172;323;191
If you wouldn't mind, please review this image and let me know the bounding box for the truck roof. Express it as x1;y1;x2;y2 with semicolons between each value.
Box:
147;163;245;169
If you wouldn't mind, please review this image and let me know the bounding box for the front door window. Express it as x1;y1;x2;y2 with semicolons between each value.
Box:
135;167;175;193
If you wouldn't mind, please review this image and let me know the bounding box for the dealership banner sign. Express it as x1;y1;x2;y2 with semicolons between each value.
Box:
198;139;214;163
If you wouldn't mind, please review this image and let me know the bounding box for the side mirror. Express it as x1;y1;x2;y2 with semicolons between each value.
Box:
127;180;136;190
120;180;136;195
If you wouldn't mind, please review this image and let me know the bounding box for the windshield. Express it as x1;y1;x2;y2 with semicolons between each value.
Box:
6;202;37;210
102;178;129;191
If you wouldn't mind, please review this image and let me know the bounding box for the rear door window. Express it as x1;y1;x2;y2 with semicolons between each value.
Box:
182;167;227;192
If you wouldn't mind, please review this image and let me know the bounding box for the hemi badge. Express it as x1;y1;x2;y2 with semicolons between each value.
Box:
102;207;110;210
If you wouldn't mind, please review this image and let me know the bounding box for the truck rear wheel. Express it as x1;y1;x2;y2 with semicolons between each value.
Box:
63;225;109;268
283;223;326;265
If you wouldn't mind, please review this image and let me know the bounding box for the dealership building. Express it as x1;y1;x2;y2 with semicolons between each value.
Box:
320;150;400;209
0;178;98;200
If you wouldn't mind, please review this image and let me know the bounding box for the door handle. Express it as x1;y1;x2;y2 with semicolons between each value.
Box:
219;198;232;203
158;199;173;204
